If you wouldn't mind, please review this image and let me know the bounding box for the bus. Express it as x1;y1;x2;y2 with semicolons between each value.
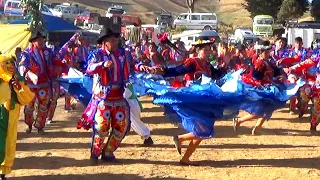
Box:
253;15;274;36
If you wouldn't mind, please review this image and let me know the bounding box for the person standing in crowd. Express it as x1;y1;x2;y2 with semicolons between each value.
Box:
287;37;307;115
140;38;149;54
74;35;89;72
270;37;289;61
14;47;22;66
78;29;131;164
0;55;34;180
148;42;165;66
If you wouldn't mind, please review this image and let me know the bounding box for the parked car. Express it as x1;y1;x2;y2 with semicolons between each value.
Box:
74;11;100;26
156;12;173;27
106;5;125;16
45;2;60;9
61;6;85;23
173;13;218;30
4;0;23;15
41;5;53;16
51;4;70;17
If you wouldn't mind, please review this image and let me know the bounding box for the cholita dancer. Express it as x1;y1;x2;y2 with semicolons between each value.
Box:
233;40;290;135
140;38;227;166
134;36;303;165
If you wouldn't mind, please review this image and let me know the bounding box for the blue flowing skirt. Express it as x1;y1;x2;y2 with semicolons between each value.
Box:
60;69;304;138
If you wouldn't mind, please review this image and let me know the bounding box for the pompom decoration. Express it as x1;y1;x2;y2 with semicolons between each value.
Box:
157;33;187;56
170;79;184;89
157;33;169;44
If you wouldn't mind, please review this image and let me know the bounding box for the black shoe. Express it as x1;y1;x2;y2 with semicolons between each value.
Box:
37;129;45;135
142;137;154;147
90;155;98;165
0;174;6;180
26;126;32;134
310;125;317;135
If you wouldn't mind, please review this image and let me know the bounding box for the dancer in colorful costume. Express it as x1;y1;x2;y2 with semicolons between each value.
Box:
78;29;131;164
140;39;228;166
20;31;63;134
284;50;320;133
134;39;302;165
46;34;80;124
270;37;289;61
124;83;153;146
233;40;288;135
60;69;155;146
0;55;34;180
287;37;307;114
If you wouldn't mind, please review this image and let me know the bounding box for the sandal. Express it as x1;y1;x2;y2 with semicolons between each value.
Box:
233;118;239;132
172;136;181;155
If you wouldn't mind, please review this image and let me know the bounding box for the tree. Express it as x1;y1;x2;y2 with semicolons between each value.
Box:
21;0;45;32
311;0;320;21
242;0;283;19
186;0;200;13
277;0;308;21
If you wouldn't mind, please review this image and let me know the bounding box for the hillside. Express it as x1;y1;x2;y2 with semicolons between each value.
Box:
47;0;251;26
46;0;313;28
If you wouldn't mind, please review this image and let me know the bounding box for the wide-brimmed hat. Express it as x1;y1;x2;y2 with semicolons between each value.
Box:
191;38;215;48
97;28;120;44
29;31;46;43
254;40;272;51
235;44;246;51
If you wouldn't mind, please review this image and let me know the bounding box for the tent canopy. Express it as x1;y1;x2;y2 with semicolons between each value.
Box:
10;14;82;32
0;24;30;55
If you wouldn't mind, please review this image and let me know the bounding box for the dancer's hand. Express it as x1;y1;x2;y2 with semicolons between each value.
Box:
103;61;113;68
276;58;284;66
283;68;291;74
139;65;148;72
146;67;157;74
12;79;21;90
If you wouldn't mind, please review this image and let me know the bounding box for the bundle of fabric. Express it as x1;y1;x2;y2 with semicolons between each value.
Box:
58;68;92;106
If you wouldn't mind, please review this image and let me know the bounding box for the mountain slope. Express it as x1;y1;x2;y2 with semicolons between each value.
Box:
46;0;313;28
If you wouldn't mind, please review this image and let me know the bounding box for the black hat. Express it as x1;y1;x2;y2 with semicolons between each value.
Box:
29;31;46;43
68;42;77;48
235;44;246;51
254;40;272;51
97;28;120;44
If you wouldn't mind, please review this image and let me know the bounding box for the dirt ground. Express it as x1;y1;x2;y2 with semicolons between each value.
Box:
7;97;320;180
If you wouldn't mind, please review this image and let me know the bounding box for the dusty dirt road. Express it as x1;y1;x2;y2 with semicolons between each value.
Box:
7;97;320;180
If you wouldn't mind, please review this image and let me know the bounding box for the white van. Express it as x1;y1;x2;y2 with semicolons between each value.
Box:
172;30;221;50
4;0;23;15
173;13;218;30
